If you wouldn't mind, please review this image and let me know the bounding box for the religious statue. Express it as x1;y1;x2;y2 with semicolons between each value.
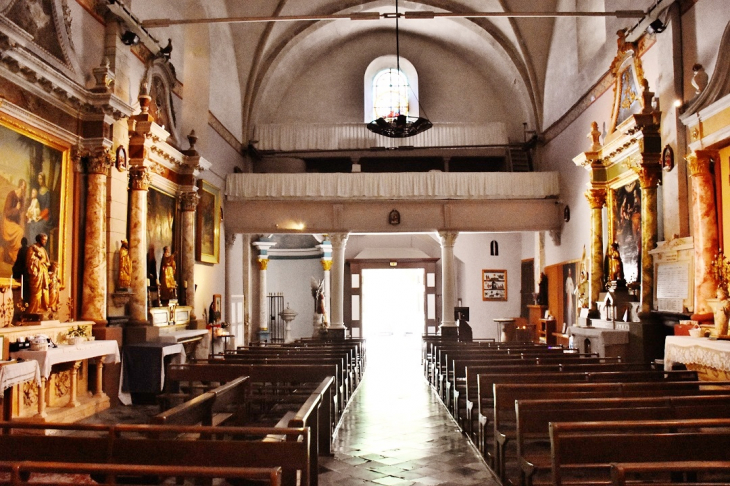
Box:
47;261;59;315
575;246;589;309
118;239;131;290
588;121;601;151
158;246;177;301
26;233;50;316
714;287;730;336
606;241;625;286
311;277;328;326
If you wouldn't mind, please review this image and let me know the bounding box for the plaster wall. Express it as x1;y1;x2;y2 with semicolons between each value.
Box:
209;23;244;142
266;257;324;341
453;232;523;341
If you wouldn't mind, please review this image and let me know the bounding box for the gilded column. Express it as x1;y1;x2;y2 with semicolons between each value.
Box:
439;231;459;336
225;232;236;324
81;149;113;325
179;191;199;315
687;150;720;314
638;164;662;313
128;166;151;324
585;188;607;308
329;232;349;338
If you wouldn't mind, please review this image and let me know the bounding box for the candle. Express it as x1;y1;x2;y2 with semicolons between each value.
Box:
20;275;23;299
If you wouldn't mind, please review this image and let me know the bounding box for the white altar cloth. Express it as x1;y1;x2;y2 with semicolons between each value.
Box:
0;360;40;390
664;336;730;371
11;340;120;378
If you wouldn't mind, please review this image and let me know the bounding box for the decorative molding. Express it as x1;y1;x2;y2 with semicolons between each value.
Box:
179;190;199;212
321;259;333;271
585;188;607;209
257;258;269;271
85;148;114;175
438;230;459;247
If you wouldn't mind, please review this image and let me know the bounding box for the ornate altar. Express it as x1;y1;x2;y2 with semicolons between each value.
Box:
571;31;667;363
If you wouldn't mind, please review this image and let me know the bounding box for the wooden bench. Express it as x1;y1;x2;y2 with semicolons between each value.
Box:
163;362;337;454
515;394;730;486
610;461;730;486
0;461;283;485
476;370;699;468
550;419;730;486
0;422;311;486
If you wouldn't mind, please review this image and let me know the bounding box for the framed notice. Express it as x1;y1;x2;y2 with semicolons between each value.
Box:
482;270;507;301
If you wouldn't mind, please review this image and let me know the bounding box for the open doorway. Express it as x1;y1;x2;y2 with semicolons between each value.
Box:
361;268;425;338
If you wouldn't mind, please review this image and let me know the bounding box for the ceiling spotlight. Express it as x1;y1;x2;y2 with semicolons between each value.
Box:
121;31;140;46
647;19;667;34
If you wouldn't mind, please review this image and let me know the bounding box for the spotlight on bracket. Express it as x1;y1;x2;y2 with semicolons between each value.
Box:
121;31;140;46
647;18;667;34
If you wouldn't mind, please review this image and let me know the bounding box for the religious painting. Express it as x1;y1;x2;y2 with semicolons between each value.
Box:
196;180;220;264
562;261;579;329
614;180;641;284
0;116;69;287
146;187;176;286
482;270;507;301
4;0;65;64
608;33;645;134
115;146;127;172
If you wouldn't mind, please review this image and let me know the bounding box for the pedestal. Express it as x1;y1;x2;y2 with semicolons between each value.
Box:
568;325;629;358
258;330;270;343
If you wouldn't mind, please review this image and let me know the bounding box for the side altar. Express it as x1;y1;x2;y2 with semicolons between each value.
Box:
0;321;119;423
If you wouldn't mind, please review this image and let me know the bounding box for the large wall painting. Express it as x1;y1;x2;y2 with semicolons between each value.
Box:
146;187;176;286
0;117;69;285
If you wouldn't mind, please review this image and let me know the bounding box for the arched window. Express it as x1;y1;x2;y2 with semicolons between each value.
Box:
364;55;419;123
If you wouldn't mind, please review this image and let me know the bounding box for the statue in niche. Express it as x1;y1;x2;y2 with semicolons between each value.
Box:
158;246;177;302
606;241;625;287
118;239;131;290
311;277;328;326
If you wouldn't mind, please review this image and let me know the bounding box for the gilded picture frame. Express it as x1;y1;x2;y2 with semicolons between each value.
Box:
0;114;70;287
482;269;507;301
146;187;176;286
196;180;221;264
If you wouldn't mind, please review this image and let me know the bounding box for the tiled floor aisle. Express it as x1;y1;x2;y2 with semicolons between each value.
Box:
319;335;499;486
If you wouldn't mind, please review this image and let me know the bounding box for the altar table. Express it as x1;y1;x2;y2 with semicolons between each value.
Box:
119;342;186;405
10;340;120;417
664;335;730;380
0;360;41;421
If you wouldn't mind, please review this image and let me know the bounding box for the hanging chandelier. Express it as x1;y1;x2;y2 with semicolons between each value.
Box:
366;0;432;138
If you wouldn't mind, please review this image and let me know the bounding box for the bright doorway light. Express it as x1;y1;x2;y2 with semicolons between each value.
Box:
361;268;425;338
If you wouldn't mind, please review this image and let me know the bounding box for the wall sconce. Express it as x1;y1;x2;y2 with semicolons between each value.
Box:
390;261;397;267
121;31;140;46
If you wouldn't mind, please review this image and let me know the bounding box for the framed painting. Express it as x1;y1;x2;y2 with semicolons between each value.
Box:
482;269;507;301
0;115;70;286
196;180;221;264
146;187;176;286
562;261;579;329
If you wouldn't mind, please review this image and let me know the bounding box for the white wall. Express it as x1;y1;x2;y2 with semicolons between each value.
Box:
266;257;324;340
453;233;523;340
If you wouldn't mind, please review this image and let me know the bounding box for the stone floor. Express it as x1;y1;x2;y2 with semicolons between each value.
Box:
80;334;498;486
318;334;498;486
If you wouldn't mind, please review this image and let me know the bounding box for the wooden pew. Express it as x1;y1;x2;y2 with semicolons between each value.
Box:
550;419;730;486
0;422;311;486
610;461;730;486
163;362;337;454
476;370;699;468
0;461;283;485
515;394;730;486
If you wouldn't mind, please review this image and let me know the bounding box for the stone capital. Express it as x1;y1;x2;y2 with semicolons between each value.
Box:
179;191;199;212
329;232;349;250
85;148;114;175
438;230;459;247
584;188;607;209
258;257;269;271
638;164;662;189
686;150;719;177
128;165;151;191
321;259;333;272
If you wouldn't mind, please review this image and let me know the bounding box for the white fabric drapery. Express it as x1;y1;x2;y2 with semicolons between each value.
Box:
226;172;559;201
253;122;508;151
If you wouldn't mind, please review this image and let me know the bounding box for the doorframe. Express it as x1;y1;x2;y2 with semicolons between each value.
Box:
346;258;439;338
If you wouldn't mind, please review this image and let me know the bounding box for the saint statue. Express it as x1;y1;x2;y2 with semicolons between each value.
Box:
575;246;589;309
158;246;177;301
26;233;50;315
714;287;730;336
607;241;624;284
118;239;131;290
47;261;59;314
311;277;328;325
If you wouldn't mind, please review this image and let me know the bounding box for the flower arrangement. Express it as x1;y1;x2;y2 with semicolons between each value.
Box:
66;325;89;339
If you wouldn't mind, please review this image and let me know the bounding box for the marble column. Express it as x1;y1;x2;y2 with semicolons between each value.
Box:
179;191;199;315
585;188;607;309
225;233;236;324
128;166;151;325
638;164;662;314
439;231;459;337
257;257;269;333
241;234;252;345
687;150;720;314
81;149;113;325
329;233;349;337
